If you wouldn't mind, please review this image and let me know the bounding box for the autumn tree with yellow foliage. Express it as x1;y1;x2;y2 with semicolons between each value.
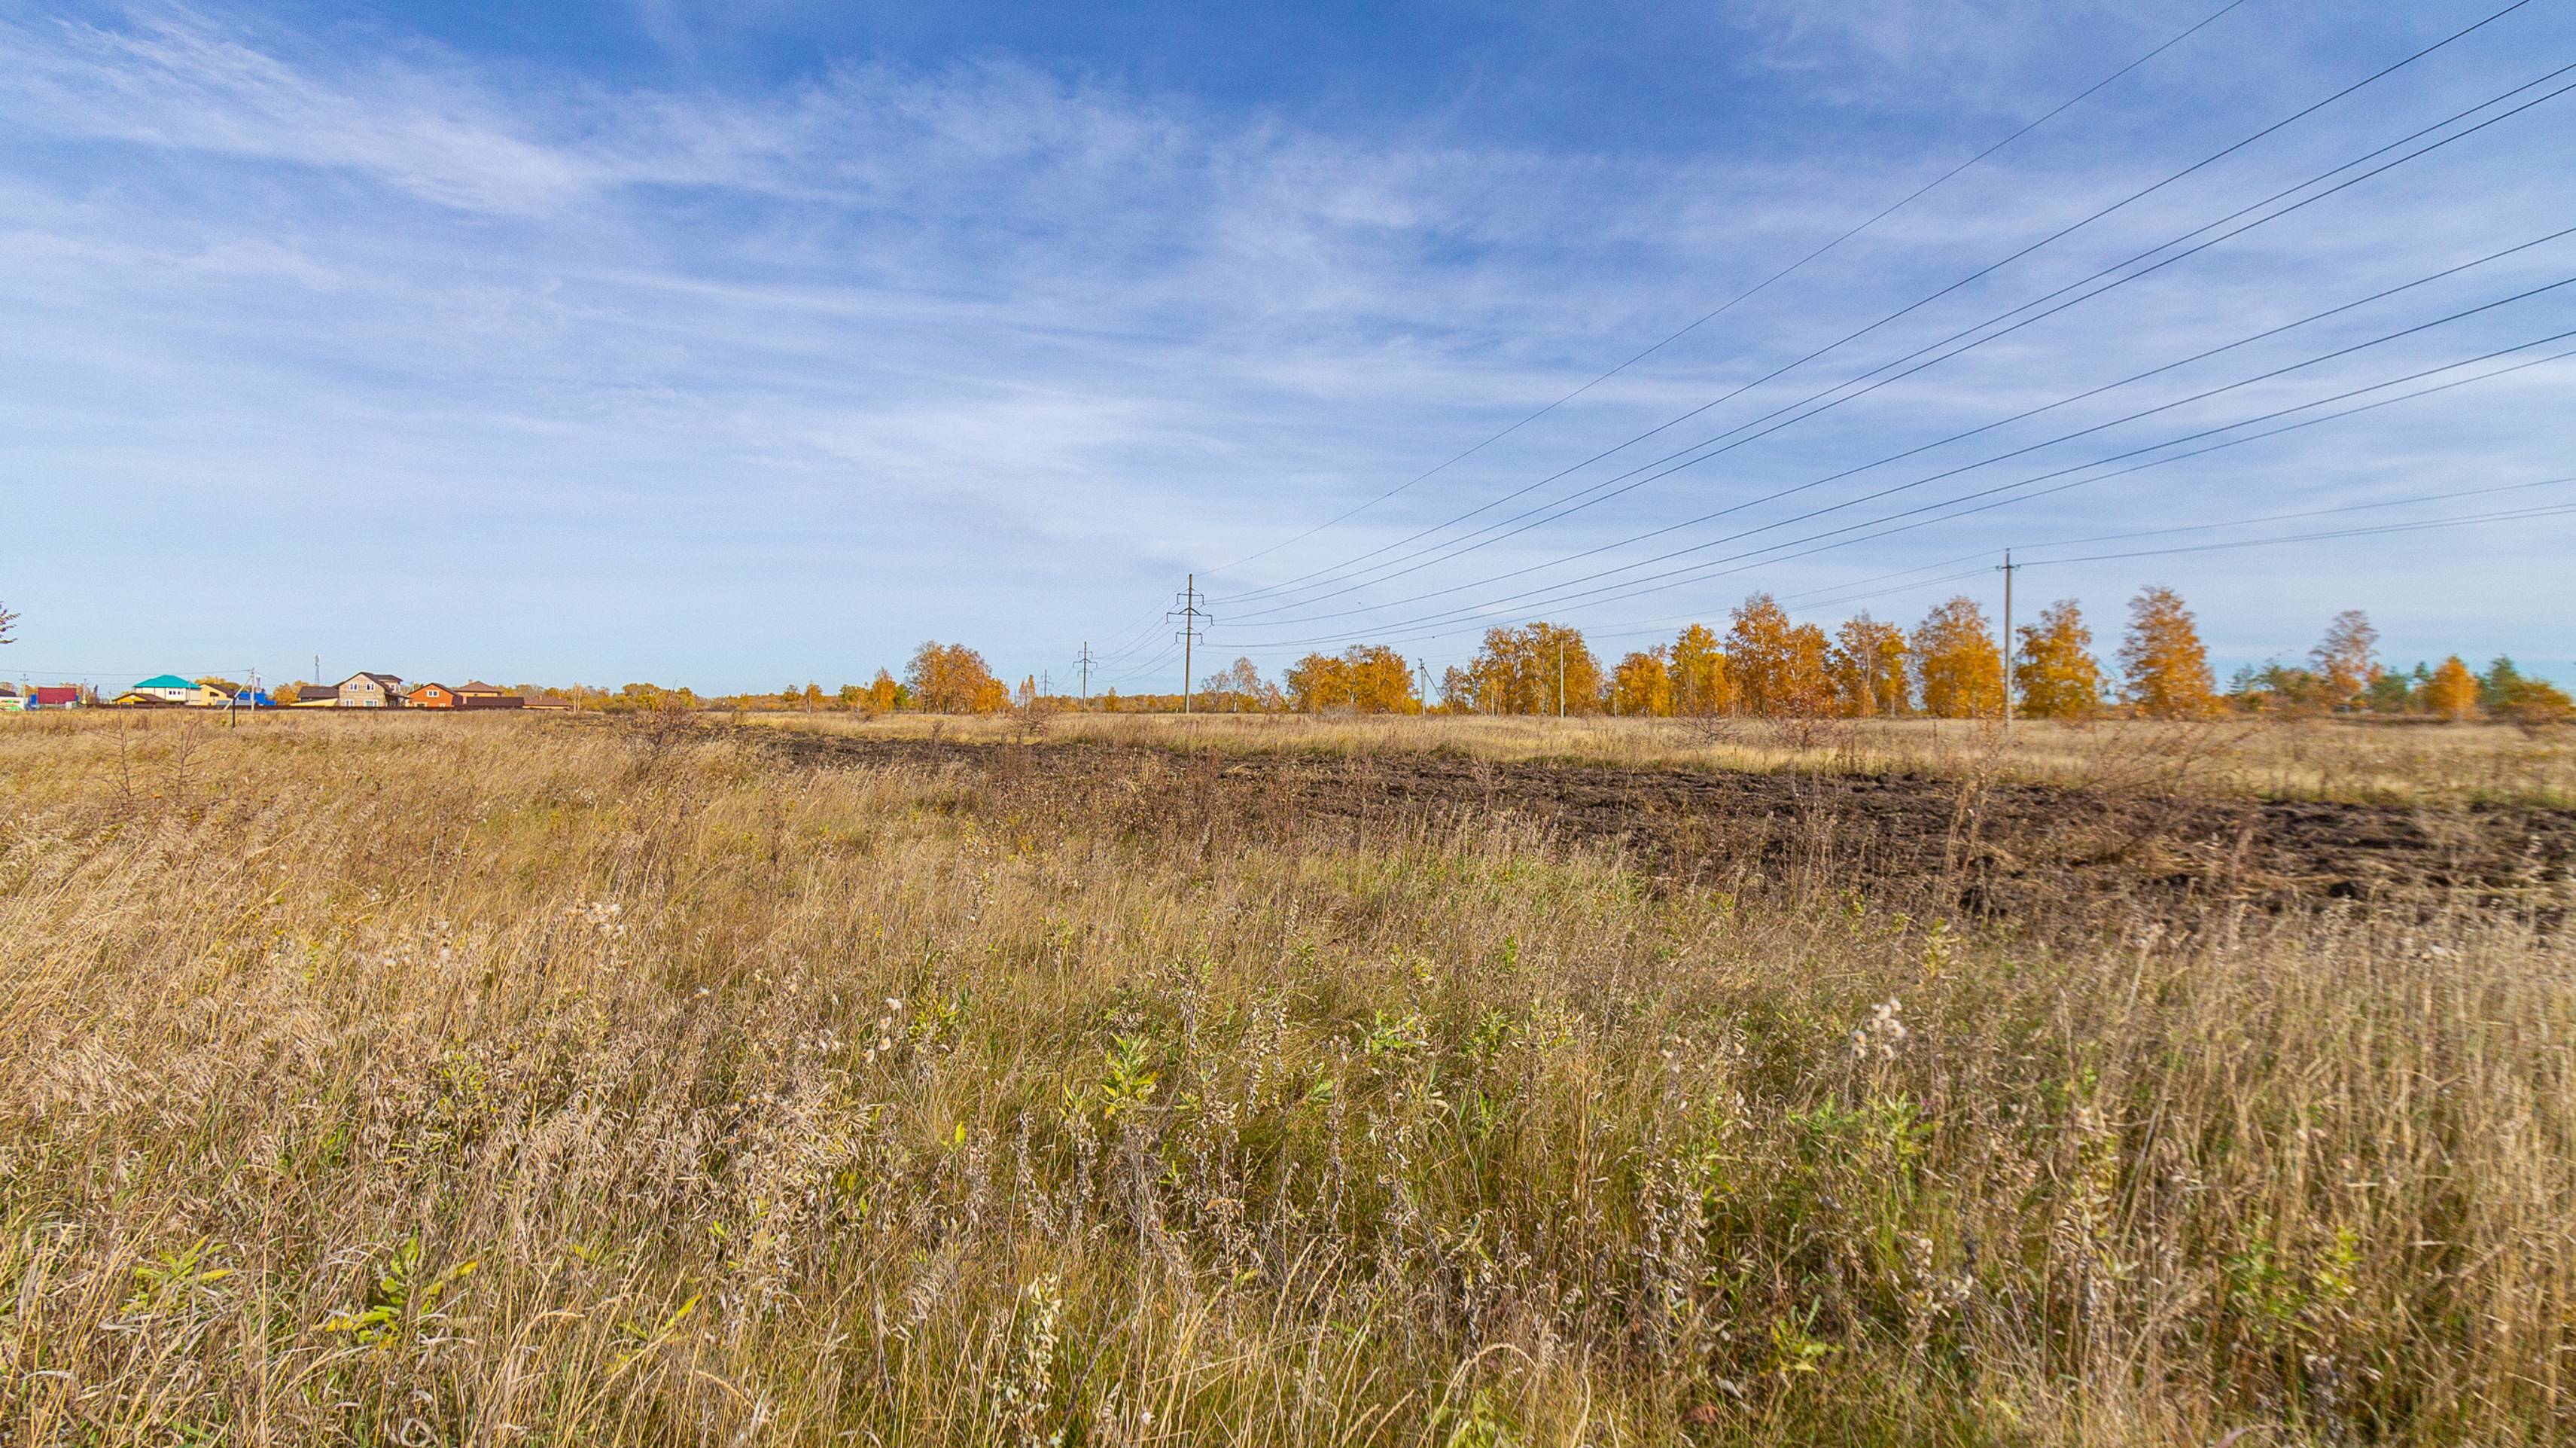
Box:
1608;648;1673;717
1285;644;1417;713
1725;594;1833;718
1911;596;2003;719
2425;655;2481;721
1829;614;1908;718
2013;599;2103;720
905;641;1009;714
1669;623;1734;717
1457;623;1602;715
2117;586;2217;718
2309;609;2380;708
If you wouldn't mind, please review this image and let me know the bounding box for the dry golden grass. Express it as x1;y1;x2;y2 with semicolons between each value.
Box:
747;709;2576;809
3;710;2571;1445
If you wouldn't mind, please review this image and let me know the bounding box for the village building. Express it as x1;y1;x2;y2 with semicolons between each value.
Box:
0;686;21;712
409;682;459;709
334;672;406;708
29;686;83;709
456;680;523;709
129;674;199;704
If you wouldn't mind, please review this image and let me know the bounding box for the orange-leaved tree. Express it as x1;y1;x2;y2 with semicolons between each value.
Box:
906;641;1008;714
1609;648;1673;717
1347;645;1420;712
2013;599;2102;720
2117;586;2217;718
2424;655;2480;721
1829;614;1908;718
1282;653;1347;712
1912;596;2004;719
1725;594;1832;718
1670;623;1734;717
1283;645;1416;712
2308;609;2380;708
1461;623;1601;715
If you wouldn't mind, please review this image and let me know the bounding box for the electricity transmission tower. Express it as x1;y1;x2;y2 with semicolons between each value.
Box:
1074;642;1095;703
1168;575;1211;715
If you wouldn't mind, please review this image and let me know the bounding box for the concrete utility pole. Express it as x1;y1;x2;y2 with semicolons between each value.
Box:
1168;575;1210;715
1417;659;1433;714
1075;642;1095;703
1996;549;2023;733
1557;639;1567;718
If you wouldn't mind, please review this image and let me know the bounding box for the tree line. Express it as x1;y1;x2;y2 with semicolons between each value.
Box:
516;588;2568;724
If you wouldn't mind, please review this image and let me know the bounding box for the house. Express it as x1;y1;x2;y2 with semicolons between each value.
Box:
287;685;340;707
29;686;83;709
334;672;406;708
130;674;199;704
456;680;523;710
409;682;459;709
112;691;183;708
0;687;21;713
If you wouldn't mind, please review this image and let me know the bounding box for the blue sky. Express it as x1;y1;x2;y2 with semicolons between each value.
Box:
5;0;2571;694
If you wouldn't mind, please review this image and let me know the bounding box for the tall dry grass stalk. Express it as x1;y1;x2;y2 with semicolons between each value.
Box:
2;712;2569;1445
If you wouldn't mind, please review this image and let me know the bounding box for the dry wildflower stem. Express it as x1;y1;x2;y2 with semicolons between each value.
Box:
2;712;2570;1446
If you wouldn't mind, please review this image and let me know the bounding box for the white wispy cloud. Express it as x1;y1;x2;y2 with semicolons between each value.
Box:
0;0;2568;688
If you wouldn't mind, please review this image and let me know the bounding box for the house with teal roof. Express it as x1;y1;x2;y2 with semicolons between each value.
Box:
131;674;199;705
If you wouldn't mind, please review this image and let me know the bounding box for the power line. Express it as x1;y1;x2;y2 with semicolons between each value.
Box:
1213;0;2541;608
1202;0;2260;584
1226;64;2576;620
2026;499;2576;565
1599;499;2576;634
1231;270;2576;635
1233;331;2576;652
1666;473;2576;622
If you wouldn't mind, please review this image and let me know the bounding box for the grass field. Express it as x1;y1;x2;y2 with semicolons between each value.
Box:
4;711;2571;1445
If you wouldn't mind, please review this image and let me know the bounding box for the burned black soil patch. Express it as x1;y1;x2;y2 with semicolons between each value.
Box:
741;727;2576;924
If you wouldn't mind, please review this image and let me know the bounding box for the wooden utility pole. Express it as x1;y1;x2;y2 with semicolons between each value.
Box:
1996;550;2023;732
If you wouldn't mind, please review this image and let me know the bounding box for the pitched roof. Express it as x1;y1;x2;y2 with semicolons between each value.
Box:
135;674;195;689
458;680;501;692
334;672;404;688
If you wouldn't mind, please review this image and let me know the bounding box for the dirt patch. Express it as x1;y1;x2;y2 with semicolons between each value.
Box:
741;727;2576;923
